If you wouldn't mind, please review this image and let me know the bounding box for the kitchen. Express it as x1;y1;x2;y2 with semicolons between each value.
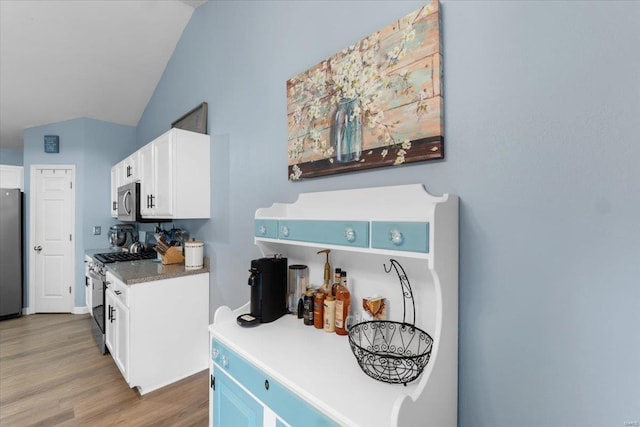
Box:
1;1;639;427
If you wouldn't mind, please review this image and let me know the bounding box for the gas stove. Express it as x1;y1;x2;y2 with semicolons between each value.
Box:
93;251;157;264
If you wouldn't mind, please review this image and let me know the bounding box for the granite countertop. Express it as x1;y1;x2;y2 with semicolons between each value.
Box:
86;248;209;285
107;257;209;285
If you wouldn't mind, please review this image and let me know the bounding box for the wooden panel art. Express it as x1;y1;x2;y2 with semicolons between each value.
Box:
286;2;443;180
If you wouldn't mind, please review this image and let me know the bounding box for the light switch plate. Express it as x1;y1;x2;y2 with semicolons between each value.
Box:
93;226;101;235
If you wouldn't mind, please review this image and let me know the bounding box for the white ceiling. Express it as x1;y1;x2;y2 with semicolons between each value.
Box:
0;0;207;150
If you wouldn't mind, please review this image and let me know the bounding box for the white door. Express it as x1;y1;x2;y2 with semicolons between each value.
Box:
31;167;75;313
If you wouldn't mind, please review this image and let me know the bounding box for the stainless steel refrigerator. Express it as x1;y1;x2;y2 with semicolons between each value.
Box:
0;188;23;319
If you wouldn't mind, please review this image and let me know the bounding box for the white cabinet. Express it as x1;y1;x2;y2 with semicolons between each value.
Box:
138;128;210;219
84;255;93;316
121;152;139;184
211;184;459;427
110;128;210;220
105;274;130;382
110;164;121;218
0;165;23;190
106;270;209;395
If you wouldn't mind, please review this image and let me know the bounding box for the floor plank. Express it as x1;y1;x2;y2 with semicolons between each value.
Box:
0;314;208;427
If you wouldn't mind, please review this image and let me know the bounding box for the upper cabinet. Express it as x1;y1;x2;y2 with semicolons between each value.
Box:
0;165;24;191
122;152;139;184
111;128;210;220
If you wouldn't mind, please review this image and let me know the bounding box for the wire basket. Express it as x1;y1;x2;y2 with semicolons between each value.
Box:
348;259;433;385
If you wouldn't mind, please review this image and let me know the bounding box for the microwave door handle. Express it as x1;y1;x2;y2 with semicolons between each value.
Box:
123;190;131;215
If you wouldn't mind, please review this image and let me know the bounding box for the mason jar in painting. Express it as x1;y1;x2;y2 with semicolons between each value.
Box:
332;98;362;163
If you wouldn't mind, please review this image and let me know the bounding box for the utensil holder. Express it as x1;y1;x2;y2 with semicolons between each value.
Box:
156;246;184;265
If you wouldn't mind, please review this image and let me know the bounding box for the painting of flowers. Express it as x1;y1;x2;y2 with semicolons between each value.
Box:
287;2;443;180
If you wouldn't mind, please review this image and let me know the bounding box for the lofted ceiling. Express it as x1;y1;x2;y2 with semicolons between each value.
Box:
0;0;207;150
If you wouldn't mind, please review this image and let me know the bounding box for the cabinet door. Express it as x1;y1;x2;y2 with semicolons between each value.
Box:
124;152;139;183
105;290;115;353
213;369;263;427
139;143;154;216
110;165;119;218
113;297;129;381
152;131;174;217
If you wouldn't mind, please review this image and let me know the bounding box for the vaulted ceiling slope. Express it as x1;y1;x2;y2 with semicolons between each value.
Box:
0;0;206;149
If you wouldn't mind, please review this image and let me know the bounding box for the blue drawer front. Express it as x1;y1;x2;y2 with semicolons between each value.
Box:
261;375;338;427
278;220;369;248
213;340;338;427
254;219;279;238
371;221;430;253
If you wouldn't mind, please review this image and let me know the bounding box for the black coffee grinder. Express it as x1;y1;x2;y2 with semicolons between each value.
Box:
237;255;288;327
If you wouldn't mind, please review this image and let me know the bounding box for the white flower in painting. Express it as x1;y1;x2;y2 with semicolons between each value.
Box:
404;27;416;42
381;148;388;158
401;140;412;150
290;164;302;180
394;149;407;165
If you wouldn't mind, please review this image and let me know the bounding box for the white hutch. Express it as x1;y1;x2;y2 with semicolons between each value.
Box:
209;184;458;426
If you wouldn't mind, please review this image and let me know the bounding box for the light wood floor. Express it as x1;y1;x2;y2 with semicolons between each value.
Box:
0;313;209;426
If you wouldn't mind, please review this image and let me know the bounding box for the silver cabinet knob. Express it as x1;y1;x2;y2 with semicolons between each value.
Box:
212;348;219;360
344;228;356;242
258;225;267;235
220;354;229;368
389;229;404;246
281;225;290;237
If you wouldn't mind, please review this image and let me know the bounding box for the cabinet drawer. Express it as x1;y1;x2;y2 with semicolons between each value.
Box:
278;220;369;248
106;273;129;307
254;219;278;239
212;340;338;427
371;221;430;253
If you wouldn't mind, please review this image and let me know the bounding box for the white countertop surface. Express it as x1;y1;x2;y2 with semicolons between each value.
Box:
211;305;419;427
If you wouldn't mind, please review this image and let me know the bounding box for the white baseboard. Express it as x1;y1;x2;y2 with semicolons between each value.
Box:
73;306;89;315
21;306;89;315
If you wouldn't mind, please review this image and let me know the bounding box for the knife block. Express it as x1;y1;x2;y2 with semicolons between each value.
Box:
158;246;185;265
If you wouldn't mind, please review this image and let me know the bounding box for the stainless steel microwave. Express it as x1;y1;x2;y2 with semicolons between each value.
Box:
117;182;139;222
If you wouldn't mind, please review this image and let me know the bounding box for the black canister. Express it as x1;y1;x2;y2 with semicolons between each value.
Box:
303;291;314;325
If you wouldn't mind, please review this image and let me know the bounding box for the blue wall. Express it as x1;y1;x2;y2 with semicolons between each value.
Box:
0;147;23;166
136;1;640;426
23;118;136;307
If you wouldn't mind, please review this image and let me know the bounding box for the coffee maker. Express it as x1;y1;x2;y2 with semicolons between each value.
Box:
237;255;288;327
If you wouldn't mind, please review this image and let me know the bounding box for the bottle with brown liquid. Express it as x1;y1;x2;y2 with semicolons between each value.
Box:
331;268;341;296
335;271;350;336
313;291;325;329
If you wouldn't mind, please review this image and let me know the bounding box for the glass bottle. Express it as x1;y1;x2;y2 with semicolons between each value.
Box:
335;271;350;336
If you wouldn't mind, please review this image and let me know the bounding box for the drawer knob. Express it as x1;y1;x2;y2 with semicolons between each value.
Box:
212;348;219;360
114;290;122;295
344;228;356;242
258;225;267;235
264;379;270;390
389;229;404;246
221;354;229;368
281;225;290;237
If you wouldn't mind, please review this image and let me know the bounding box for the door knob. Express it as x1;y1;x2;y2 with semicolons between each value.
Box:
34;245;42;253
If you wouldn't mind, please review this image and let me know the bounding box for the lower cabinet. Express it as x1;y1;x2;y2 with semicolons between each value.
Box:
210;339;338;427
105;277;130;382
106;271;209;394
214;369;264;427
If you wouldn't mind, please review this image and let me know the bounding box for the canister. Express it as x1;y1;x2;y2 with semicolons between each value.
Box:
184;240;204;270
288;265;308;314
